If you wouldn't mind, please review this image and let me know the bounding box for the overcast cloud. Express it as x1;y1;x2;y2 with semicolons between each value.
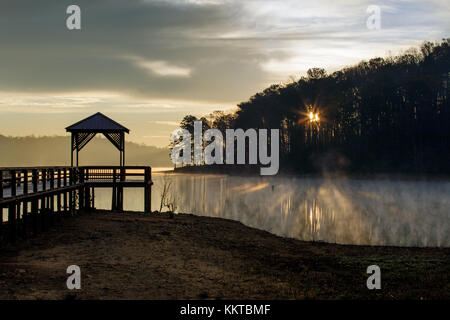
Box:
0;0;448;146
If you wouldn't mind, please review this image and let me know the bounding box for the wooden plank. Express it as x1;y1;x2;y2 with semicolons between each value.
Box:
0;185;80;206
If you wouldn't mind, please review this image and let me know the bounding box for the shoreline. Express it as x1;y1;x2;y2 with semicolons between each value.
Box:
1;210;449;299
170;166;450;182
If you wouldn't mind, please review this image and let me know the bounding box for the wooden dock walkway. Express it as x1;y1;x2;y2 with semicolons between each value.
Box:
0;166;153;244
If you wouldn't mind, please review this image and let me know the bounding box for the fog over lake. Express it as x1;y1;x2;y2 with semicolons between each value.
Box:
87;173;450;247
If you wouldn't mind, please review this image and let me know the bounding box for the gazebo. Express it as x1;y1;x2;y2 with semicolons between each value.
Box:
66;112;129;167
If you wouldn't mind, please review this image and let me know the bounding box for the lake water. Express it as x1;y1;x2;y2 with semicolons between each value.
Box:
92;173;450;247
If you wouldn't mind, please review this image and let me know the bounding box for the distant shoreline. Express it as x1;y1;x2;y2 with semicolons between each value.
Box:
171;165;450;182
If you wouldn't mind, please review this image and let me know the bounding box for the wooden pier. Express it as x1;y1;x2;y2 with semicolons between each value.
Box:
0;166;153;244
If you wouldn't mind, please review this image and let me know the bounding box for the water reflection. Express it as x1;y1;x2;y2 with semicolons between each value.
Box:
94;174;450;247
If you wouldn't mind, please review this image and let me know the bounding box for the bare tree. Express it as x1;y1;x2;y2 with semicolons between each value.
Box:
158;173;178;213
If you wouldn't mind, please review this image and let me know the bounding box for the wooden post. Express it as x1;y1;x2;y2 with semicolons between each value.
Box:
42;169;46;191
17;171;21;187
57;169;62;222
64;168;68;187
22;169;28;238
112;168;117;211
41;169;47;231
23;170;28;194
79;168;85;211
49;168;55;226
122;133;126;166
0;205;3;241
63;169;68;214
0;170;3;200
92;187;95;209
16;172;21;224
118;167;125;211
84;168;90;210
71;134;74;167
69;168;74;215
0;170;3;239
144;167;151;213
32;169;38;236
8;203;16;243
9;170;16;243
40;197;46;231
42;168;46;211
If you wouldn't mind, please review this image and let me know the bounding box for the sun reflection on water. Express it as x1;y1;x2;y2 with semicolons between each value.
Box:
88;174;450;247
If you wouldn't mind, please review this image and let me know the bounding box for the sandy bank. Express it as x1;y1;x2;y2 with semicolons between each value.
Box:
0;210;449;299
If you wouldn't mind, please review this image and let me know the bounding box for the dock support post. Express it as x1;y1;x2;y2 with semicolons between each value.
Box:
41;198;46;232
118;167;125;211
0;169;3;199
49;168;55;226
22;169;28;238
8;170;16;243
57;169;62;222
0;170;2;240
92;187;95;209
31;169;38;236
69;168;74;215
79;168;85;211
83;168;90;210
144;167;151;213
0;206;3;241
8;203;16;243
63;169;68;214
111;168;117;211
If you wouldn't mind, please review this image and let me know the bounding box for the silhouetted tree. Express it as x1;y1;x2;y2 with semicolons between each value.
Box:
180;39;450;174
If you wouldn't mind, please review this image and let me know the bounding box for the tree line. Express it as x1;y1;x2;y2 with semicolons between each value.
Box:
177;39;450;174
0;135;172;167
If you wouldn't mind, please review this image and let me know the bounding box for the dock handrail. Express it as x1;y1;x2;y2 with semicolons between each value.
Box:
0;166;153;243
0;166;152;198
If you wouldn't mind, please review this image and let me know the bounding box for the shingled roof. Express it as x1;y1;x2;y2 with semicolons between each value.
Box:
66;112;129;133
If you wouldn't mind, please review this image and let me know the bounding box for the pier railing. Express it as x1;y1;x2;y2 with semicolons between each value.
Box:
0;166;152;244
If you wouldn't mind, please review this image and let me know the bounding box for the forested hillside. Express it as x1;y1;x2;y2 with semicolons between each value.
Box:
179;40;450;174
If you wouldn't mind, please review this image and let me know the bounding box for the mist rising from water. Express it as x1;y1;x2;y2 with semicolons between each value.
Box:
95;174;450;247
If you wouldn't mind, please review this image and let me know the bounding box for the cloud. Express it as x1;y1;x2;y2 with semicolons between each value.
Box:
0;0;447;105
150;120;181;126
125;56;192;77
0;0;448;146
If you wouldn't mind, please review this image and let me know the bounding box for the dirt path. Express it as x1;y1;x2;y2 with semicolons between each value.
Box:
0;210;449;299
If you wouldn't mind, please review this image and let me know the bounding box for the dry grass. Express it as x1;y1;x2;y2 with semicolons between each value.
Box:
0;210;449;299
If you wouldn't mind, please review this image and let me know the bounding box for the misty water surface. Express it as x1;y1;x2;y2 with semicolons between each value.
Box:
92;173;450;247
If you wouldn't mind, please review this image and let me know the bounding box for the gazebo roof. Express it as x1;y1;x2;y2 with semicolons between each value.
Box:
66;112;129;133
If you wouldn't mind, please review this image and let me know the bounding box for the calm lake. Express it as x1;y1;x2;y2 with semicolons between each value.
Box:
92;173;450;247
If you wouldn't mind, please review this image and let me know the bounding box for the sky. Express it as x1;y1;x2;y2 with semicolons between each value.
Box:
0;0;448;147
